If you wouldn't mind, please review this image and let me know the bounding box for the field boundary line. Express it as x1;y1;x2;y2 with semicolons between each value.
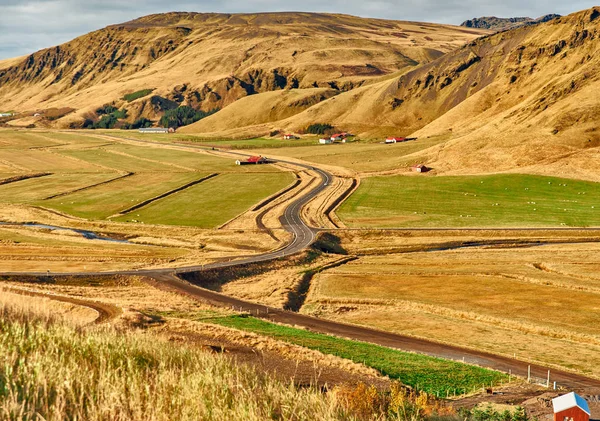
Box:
0;172;51;186
113;173;220;216
285;255;359;312
43;172;134;200
252;173;302;212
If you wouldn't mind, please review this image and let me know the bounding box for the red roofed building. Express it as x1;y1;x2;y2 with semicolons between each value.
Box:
236;156;270;165
553;393;590;421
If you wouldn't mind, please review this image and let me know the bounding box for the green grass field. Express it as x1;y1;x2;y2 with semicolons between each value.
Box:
338;174;600;228
113;173;294;227
43;173;203;219
0;130;294;226
103;143;279;172
0;173;118;202
161;311;507;395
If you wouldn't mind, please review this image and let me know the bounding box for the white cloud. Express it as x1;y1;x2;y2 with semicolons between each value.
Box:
0;0;596;59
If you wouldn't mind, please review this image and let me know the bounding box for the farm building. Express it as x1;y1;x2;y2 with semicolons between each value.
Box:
319;138;334;144
0;113;13;118
386;137;407;144
412;164;430;173
552;392;590;421
283;134;299;140
236;156;270;165
139;128;174;134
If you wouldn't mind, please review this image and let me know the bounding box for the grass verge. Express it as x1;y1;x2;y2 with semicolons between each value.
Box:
160;312;508;395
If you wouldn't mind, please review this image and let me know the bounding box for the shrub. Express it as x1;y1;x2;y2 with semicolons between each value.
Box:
94;114;118;129
122;117;153;130
123;89;155;102
160;106;218;129
96;104;118;115
306;123;334;135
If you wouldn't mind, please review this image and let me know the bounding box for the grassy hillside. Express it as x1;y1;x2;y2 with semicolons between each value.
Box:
182;7;600;180
0;13;485;129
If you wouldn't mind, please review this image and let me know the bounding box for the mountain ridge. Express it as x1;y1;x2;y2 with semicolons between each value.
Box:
460;14;561;31
0;12;486;128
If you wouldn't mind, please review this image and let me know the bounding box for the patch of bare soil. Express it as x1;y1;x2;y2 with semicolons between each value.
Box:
161;322;390;389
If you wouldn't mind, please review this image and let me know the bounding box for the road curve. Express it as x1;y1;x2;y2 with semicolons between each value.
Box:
2;134;600;392
1;286;122;324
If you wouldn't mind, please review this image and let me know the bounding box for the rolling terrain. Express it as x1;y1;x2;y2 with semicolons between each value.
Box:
184;7;600;181
0;12;485;129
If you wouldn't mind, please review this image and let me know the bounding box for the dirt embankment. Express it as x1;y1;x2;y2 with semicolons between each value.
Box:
0;285;122;324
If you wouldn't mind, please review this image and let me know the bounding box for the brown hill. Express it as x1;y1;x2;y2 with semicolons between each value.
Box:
183;7;600;180
0;12;485;128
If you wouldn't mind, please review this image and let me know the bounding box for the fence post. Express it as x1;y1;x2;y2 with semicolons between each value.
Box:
527;366;531;383
547;371;550;388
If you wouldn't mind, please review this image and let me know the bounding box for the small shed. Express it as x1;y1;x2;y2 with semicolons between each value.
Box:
386;137;406;144
412;164;430;173
552;392;590;421
283;134;299;140
319;138;333;144
139;128;170;134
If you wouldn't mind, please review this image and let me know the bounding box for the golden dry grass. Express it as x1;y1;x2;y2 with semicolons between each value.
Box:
0;288;98;325
303;230;600;378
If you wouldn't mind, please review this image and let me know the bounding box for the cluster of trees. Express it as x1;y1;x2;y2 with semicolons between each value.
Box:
159;106;218;129
83;102;218;130
83;105;128;129
306;123;334;135
121;118;153;130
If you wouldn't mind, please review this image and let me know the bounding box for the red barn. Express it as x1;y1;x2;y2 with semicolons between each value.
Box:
552;393;590;421
386;137;406;143
236;156;270;165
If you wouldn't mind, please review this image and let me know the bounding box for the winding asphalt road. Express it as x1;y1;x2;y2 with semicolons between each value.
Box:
2;135;600;392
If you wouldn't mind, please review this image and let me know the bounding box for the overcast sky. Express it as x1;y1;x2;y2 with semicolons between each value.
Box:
1;0;597;60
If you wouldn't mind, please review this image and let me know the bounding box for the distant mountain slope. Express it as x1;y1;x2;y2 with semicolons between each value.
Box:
460;14;560;31
183;7;600;180
0;12;486;128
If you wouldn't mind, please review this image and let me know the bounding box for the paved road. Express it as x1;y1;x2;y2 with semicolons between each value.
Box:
0;139;332;277
3;134;600;392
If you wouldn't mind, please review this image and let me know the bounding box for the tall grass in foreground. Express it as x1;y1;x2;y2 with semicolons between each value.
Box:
0;301;525;421
0;303;347;421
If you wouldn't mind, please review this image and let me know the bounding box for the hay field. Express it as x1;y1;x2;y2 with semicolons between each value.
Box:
338;174;600;228
305;235;600;377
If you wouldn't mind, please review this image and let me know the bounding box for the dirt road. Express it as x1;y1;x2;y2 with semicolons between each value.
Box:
2;286;122;324
148;273;600;394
